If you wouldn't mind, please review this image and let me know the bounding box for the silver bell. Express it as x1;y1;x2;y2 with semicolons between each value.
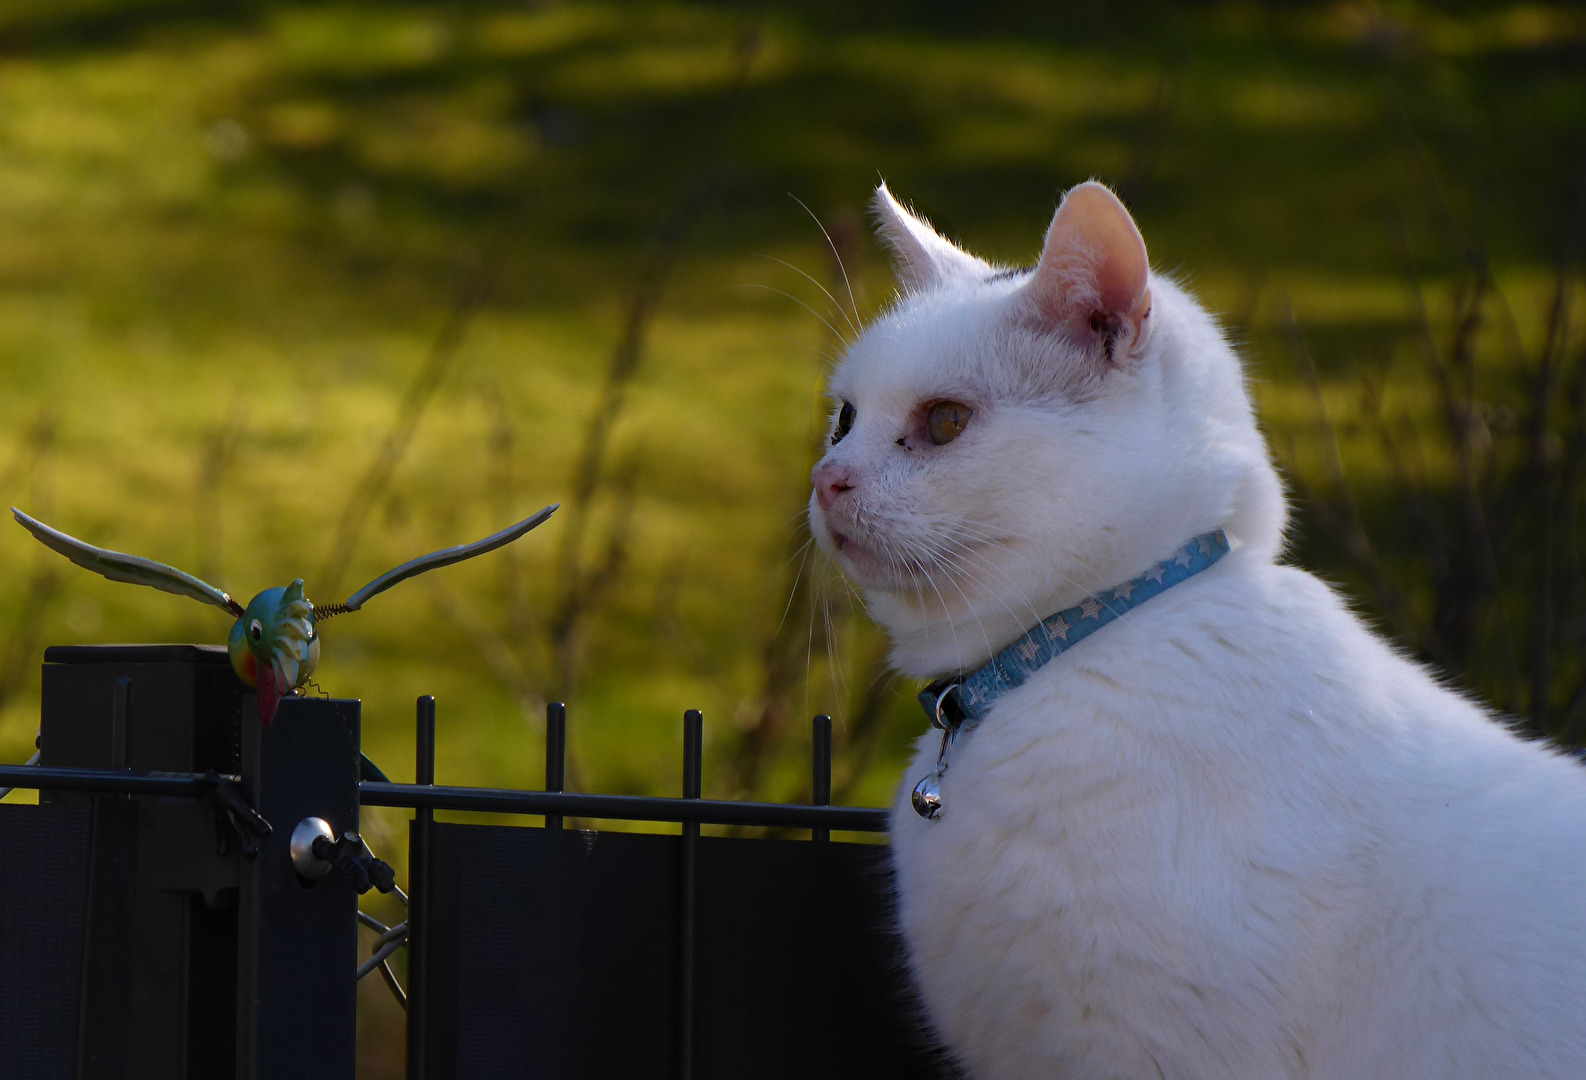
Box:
911;773;943;820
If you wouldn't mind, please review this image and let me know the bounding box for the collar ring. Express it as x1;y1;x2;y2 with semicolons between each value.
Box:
930;683;960;731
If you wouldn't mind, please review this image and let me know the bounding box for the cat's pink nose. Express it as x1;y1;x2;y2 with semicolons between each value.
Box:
812;462;854;511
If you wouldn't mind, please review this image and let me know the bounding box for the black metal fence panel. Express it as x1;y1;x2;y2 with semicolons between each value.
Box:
3;653;945;1080
417;824;957;1080
0;802;92;1080
691;836;939;1079
429;826;682;1079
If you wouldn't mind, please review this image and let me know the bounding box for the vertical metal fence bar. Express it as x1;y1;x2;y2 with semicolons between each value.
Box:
407;696;436;1080
545;702;566;831
110;677;132;790
811;714;831;844
677;709;702;1080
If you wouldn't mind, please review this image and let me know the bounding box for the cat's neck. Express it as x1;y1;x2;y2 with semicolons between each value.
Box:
872;528;1251;679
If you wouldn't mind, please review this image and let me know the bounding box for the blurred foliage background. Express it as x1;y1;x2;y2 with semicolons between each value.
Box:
1;0;1583;1073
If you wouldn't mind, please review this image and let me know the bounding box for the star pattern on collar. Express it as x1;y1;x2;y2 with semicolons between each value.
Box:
915;530;1230;752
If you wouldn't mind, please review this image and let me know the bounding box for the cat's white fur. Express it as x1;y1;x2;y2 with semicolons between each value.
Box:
807;180;1586;1078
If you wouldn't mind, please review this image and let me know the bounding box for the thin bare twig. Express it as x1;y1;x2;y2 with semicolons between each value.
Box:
830;638;900;806
723;200;863;800
317;248;508;597
423;578;587;794
0;415;60;716
548;23;762;698
1522;264;1570;727
1281;301;1442;660
195;413;243;586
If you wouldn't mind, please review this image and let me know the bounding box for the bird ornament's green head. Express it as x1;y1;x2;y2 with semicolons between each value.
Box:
227;580;320;727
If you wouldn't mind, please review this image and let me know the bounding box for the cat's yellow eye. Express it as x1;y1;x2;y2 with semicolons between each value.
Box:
927;401;972;445
832;401;856;445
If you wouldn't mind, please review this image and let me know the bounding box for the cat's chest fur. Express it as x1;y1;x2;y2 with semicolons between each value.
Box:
888;559;1586;1079
888;561;1361;1077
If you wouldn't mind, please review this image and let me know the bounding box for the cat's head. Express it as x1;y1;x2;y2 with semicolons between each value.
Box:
808;180;1285;678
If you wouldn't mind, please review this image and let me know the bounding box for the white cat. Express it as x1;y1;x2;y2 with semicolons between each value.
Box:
808;180;1586;1079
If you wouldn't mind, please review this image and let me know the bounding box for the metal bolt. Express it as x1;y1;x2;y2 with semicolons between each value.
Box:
289;817;336;880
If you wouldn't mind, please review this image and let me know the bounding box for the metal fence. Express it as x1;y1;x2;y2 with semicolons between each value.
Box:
0;644;956;1079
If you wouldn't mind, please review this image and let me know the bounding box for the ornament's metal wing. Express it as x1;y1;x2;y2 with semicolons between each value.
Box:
12;507;244;617
341;504;559;612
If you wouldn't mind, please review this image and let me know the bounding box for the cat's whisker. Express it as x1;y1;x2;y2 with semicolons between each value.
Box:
726;283;851;348
810;555;838;713
774;536;816;638
945;547;1059;632
932;539;1048;637
916;546;995;666
924;525;1047;617
899;555;934;641
789;193;862;330
909;550;965;667
872;531;941;635
768;331;845;368
943;525;1191;654
755;254;861;340
941;522;1099;594
777;530;815;572
947;532;1122;623
838;570;868;610
930;524;1109;635
802;562;821;730
821;565;849;714
927;551;1006;662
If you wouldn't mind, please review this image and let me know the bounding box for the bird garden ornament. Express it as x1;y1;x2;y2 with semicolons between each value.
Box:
12;505;558;726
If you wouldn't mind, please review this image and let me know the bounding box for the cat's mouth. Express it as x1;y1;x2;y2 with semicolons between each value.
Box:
830;528;861;556
828;527;892;581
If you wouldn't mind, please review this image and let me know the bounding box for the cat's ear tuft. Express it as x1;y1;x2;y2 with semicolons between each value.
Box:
871;182;992;292
1022;181;1152;364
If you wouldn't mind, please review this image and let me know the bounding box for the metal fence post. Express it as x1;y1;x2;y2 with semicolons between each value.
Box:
32;645;247;1080
406;696;436;1080
678;709;702;1080
234;695;360;1080
109;678;132;783
545;701;566;830
811;714;832;844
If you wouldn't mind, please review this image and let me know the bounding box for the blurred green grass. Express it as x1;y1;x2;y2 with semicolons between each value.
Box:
0;6;1584;1066
1;0;1581;773
1;0;1582;797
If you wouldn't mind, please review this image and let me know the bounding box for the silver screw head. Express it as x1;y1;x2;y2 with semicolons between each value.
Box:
289;816;336;880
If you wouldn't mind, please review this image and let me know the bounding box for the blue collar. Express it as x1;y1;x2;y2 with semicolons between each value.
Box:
911;529;1230;819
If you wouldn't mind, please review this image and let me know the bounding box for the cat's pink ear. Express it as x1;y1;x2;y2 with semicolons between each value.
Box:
1023;181;1152;363
871;182;992;291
